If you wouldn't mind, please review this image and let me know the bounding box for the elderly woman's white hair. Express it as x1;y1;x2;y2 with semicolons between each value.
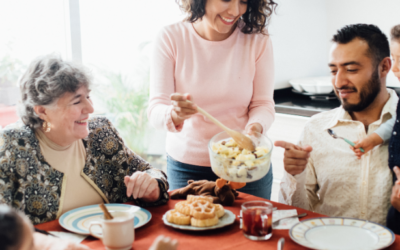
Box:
18;55;92;129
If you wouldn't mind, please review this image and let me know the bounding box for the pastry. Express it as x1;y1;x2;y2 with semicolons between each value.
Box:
189;200;216;219
167;196;226;227
191;215;219;227
166;210;191;225
175;201;191;216
187;194;213;203
214;204;225;218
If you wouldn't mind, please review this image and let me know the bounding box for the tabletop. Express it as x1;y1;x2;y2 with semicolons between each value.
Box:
35;192;400;250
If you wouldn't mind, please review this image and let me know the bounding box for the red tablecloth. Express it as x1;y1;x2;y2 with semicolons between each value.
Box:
35;193;400;250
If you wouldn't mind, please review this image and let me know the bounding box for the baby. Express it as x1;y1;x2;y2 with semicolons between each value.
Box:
0;204;178;250
0;204;90;250
352;24;400;158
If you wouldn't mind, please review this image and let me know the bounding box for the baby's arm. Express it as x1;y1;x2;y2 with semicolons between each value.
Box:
375;114;396;143
352;115;396;158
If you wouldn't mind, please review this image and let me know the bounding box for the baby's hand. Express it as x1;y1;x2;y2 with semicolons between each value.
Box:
148;235;178;250
351;133;383;159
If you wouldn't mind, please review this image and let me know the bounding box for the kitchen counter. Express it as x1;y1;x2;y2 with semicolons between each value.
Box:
274;87;400;117
274;88;340;117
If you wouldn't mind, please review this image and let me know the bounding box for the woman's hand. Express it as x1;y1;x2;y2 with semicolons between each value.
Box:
246;123;263;135
391;167;400;212
170;93;197;126
124;172;160;203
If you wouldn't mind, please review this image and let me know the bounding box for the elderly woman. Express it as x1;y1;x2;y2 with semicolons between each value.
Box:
0;55;169;225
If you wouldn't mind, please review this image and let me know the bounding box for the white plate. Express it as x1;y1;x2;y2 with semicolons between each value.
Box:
162;209;235;231
59;204;151;235
289;217;395;250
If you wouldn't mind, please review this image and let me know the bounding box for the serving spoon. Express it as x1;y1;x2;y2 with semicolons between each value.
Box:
187;101;255;151
327;129;364;153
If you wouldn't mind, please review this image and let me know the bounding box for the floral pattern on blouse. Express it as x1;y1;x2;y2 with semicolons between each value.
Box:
0;117;169;224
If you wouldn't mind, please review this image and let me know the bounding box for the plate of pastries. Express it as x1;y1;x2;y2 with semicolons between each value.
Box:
162;195;235;231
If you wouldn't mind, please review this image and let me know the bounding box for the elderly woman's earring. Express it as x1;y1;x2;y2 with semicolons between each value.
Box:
42;121;51;132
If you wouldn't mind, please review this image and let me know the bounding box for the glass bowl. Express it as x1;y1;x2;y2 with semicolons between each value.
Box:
208;130;273;183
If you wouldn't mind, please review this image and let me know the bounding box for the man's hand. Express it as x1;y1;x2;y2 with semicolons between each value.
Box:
170;93;197;126
391;167;400;212
124;172;160;203
246;123;263;135
274;141;313;176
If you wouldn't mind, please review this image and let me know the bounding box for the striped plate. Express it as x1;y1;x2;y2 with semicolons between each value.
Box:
59;204;151;235
289;217;395;250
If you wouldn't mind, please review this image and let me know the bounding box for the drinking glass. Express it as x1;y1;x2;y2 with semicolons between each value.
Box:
241;201;273;240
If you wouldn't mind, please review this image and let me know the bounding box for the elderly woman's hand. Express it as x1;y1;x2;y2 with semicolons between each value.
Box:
124;172;160;202
170;93;197;127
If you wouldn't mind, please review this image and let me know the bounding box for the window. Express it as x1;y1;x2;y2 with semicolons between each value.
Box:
0;0;68;127
1;0;185;170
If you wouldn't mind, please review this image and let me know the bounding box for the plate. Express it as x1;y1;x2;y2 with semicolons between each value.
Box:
162;209;235;231
289;217;395;250
291;88;335;96
59;204;151;235
289;76;333;94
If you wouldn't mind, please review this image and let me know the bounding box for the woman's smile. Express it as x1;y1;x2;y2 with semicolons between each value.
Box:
219;15;236;25
75;117;89;125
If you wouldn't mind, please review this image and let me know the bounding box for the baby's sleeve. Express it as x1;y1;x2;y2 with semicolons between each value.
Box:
375;114;397;142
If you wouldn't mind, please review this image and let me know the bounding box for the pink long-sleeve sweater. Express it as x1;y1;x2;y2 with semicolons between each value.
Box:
148;21;275;167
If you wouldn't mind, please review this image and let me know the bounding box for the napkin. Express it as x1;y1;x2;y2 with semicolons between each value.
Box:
48;231;87;243
272;209;299;230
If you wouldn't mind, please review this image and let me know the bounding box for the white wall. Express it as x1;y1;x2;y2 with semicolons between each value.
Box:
272;0;400;89
326;0;400;87
270;0;329;89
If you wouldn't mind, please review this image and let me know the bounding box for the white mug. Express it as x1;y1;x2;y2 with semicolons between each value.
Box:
89;210;135;250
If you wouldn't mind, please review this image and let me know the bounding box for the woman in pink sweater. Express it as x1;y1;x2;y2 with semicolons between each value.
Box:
148;0;276;199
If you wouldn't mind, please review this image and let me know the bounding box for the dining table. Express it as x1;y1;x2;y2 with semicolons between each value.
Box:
35;192;400;250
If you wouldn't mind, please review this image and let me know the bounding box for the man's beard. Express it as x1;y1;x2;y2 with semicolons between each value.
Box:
337;70;381;112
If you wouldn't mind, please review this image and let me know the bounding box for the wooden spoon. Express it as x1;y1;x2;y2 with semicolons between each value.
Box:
188;101;255;151
99;204;113;220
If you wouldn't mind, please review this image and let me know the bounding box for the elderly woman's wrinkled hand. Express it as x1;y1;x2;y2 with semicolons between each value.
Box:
124;172;160;202
274;141;312;176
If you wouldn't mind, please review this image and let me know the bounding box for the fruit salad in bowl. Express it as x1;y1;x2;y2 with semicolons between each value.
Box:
208;130;273;183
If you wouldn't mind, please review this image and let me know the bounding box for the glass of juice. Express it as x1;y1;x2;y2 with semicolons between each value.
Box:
241;201;273;240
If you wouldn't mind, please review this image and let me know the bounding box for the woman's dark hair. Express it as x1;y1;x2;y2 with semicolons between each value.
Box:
0;205;25;250
391;24;400;41
332;24;390;67
176;0;277;35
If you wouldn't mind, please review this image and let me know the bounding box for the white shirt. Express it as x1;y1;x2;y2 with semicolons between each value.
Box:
279;88;398;226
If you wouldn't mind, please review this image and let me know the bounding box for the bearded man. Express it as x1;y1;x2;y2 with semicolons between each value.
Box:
276;24;396;226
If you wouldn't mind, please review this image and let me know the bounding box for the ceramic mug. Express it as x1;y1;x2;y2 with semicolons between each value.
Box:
89;210;135;250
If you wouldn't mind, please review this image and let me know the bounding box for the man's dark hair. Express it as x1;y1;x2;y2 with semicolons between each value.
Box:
332;24;390;67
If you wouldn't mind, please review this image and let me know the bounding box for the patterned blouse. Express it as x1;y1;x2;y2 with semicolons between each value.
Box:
0;117;169;224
